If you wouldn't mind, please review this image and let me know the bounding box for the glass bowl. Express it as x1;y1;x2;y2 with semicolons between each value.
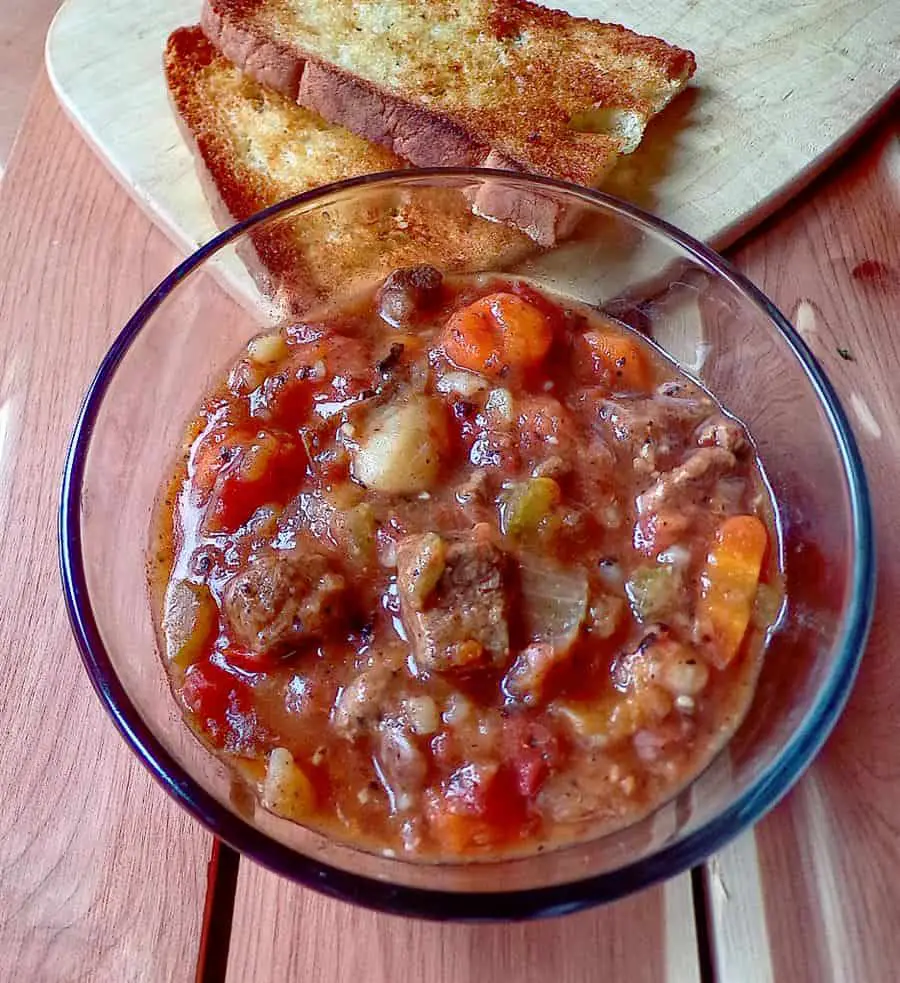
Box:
59;169;874;919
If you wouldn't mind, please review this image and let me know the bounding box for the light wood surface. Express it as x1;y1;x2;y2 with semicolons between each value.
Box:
0;75;211;982
2;37;900;983
225;862;700;983
706;118;900;983
45;0;899;256
0;0;63;171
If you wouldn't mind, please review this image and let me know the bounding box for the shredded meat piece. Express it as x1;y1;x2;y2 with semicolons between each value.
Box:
599;393;712;446
455;468;489;506
696;414;748;454
396;527;510;671
537;750;625;824
532;455;570;479
332;667;393;738
637;447;737;515
376;720;428;811
223;550;345;654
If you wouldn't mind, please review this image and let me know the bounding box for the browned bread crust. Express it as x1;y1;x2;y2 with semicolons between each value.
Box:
201;0;695;187
165;26;533;306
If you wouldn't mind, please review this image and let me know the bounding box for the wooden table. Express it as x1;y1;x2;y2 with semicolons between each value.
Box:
0;70;897;982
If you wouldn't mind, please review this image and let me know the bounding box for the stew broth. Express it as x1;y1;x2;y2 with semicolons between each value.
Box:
149;269;783;860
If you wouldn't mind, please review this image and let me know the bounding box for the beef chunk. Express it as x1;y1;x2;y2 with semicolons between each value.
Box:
376;265;444;328
223;550;345;654
396;529;510;672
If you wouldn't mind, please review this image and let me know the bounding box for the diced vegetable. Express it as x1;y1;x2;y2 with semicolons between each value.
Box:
443;292;552;377
403;696;440;736
323;481;365;510
661;656;709;697
519;556;588;652
651;636;710;696
343;503;377;561
586;594;626;639
247;331;288;366
191;430;238;500
501;717;560;797
500;477;561;541
351;396;447;494
428;808;494;852
576;330;651;391
181;661;253;748
697;515;768;668
552;687;672;745
752;582;784;630
625;564;681;622
163;580;218;670
193;428;308;533
435;370;488;397
398;532;446;609
377;723;428;810
262;747;317;821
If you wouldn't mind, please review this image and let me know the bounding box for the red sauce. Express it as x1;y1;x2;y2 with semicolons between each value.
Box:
149;269;783;860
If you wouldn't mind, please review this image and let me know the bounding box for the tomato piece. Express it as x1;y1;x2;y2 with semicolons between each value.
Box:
255;372;313;426
428;763;526;852
191;429;239;501
502;717;562;799
201;428;308;533
181;661;237;745
221;645;281;673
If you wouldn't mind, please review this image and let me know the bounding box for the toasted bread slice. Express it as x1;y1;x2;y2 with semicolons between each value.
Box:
166;26;532;307
201;0;695;188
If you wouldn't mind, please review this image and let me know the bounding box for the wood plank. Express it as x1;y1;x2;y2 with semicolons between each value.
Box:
707;117;900;982
45;0;900;254
0;0;63;170
226;862;700;983
0;73;211;981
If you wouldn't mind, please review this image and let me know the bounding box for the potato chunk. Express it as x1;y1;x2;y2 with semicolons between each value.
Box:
163;580;218;670
262;747;316;821
351;396;447;494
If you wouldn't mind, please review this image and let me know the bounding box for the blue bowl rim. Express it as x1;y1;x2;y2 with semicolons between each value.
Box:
59;167;875;920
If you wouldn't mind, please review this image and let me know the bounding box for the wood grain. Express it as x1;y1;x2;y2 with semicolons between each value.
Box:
0;0;63;170
45;0;900;256
0;74;210;982
708;117;900;982
225;862;700;983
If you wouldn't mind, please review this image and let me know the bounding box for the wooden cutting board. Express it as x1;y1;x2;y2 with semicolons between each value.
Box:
46;0;898;258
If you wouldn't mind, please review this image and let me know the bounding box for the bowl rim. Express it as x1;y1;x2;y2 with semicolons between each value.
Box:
59;167;875;920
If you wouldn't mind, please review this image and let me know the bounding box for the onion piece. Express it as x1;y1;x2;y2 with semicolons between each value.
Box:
436;371;487;397
519;556;589;653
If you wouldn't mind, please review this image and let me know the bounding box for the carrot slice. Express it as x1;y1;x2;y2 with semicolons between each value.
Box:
697;515;769;669
443;292;552;376
580;330;651;392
